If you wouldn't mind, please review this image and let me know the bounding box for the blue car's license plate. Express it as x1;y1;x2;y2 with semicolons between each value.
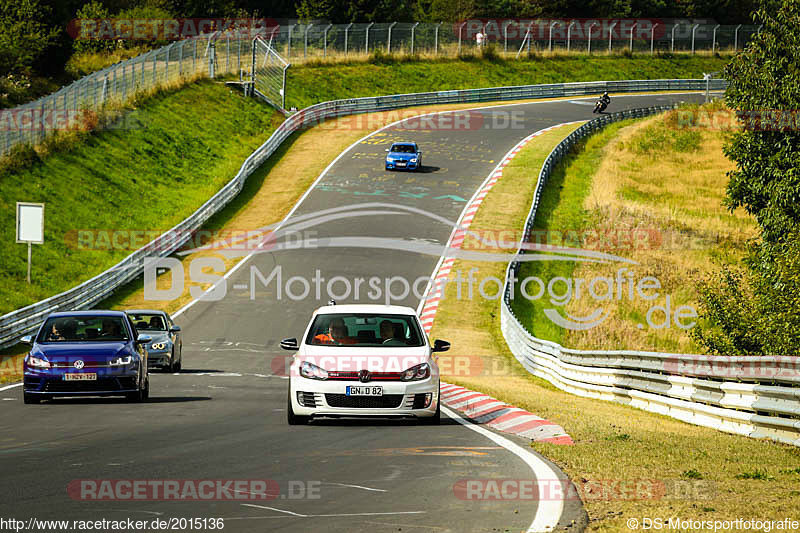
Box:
346;386;383;396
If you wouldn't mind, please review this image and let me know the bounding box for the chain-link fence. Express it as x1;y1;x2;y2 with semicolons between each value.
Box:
269;22;759;60
0;33;256;158
0;20;757;158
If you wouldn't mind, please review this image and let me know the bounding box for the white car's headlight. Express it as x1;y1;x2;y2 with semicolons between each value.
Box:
300;361;328;380
27;356;50;368
109;355;133;366
151;342;167;350
401;362;430;381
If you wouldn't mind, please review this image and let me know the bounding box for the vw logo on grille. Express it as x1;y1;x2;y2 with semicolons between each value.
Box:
358;370;371;383
73;360;85;369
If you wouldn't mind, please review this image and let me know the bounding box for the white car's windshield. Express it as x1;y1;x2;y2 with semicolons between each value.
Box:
306;313;424;347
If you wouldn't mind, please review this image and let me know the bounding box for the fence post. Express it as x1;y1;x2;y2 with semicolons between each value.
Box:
304;24;313;59
671;23;678;52
734;24;742;51
288;25;293;58
209;40;215;79
113;67;117;98
548;21;559;51
457;22;465;53
567;21;575;51
691;24;699;54
435;22;442;54
365;22;374;54
153;50;157;84
712;24;720;54
344;23;353;54
282;64;289;110
588;22;597;53
193;38;197;72
651;23;658;54
387;22;397;53
179;40;184;76
324;24;332;57
411;22;419;54
630;22;637;51
226;37;230;73
608;21;617;52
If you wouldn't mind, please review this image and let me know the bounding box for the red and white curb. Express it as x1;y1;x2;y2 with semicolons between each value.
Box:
441;382;573;445
418;121;584;333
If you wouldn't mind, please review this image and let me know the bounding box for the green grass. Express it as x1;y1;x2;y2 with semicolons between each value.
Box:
510;120;634;344
0;80;280;315
287;54;730;108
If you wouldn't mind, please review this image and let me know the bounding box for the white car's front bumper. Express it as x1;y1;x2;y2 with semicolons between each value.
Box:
289;375;440;418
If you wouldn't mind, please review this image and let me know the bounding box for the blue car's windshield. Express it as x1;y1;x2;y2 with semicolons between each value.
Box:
390;144;416;153
39;316;130;343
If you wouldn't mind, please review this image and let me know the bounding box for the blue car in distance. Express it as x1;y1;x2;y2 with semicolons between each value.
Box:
385;142;422;171
22;310;151;404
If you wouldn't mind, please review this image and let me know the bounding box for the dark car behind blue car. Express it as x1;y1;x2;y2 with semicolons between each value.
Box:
22;310;151;404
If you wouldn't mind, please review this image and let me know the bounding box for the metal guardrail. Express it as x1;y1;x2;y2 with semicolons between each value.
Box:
499;106;800;447
0;78;722;350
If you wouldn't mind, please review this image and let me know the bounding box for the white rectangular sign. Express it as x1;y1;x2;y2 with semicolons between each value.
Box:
16;202;44;244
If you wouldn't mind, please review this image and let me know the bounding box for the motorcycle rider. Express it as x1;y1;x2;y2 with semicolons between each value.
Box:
594;92;611;113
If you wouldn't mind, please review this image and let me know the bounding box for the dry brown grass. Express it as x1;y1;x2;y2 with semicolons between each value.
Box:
429;122;800;533
565;109;756;352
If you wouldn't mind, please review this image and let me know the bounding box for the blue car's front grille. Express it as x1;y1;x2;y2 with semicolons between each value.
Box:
43;377;136;393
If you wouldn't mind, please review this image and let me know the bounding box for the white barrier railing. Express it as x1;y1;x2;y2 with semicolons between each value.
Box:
499;107;800;447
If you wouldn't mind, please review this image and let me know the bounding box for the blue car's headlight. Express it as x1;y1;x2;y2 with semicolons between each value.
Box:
27;356;50;368
109;355;133;366
410;158;417;163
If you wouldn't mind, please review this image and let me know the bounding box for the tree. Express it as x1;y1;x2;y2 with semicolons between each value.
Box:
692;0;800;355
0;0;60;75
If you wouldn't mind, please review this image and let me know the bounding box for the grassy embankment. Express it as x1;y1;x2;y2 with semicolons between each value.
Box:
428;108;797;532
287;54;729;108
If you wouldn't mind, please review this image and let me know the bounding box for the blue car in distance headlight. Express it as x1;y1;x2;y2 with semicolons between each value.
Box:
21;310;151;404
385;142;422;171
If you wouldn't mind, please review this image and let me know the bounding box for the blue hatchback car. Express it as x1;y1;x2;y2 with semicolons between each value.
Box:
22;310;151;404
385;142;422;171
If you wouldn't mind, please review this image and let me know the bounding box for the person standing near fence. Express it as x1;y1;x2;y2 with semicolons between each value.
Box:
476;31;484;47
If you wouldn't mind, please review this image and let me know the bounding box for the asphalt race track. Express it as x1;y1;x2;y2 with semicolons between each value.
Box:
0;93;705;533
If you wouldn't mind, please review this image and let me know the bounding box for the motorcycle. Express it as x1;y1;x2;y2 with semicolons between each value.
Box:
593;98;609;114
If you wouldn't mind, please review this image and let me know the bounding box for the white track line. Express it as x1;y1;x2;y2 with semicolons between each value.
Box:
443;406;564;533
0;383;22;392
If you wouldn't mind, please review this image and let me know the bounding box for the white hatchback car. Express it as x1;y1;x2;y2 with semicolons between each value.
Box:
281;304;450;425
